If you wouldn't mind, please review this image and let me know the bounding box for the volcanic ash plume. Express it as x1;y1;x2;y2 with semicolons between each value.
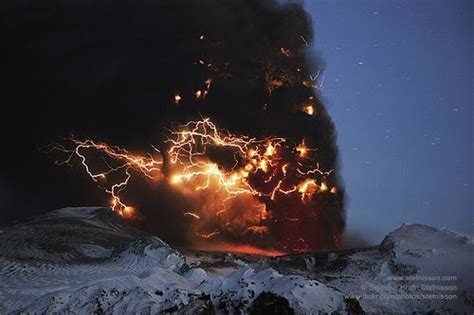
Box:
8;0;345;253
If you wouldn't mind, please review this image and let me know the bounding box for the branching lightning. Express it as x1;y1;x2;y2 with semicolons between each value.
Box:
49;118;337;251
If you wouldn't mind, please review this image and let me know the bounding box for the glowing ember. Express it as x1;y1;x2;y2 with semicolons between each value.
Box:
121;206;136;219
302;104;315;116
174;93;182;104
296;139;309;158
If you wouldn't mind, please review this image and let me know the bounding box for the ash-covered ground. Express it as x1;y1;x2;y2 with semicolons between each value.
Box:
0;207;472;314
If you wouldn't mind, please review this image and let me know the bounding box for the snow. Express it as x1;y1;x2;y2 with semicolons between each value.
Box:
0;207;472;313
313;223;474;313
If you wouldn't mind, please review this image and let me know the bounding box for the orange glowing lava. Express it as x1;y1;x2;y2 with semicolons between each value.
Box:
194;243;286;257
302;104;315;116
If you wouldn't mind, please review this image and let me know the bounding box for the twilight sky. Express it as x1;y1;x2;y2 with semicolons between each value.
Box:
305;0;473;243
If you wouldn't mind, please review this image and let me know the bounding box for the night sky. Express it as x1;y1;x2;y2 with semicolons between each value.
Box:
306;0;473;243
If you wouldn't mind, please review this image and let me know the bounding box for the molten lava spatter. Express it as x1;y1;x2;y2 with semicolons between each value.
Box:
50;118;341;253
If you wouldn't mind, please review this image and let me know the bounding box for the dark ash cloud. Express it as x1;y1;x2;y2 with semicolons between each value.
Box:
1;0;344;249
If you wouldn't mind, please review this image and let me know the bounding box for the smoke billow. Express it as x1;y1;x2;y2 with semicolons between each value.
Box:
1;0;344;252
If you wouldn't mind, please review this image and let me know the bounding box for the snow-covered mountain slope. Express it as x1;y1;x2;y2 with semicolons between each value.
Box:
269;224;474;313
0;208;472;314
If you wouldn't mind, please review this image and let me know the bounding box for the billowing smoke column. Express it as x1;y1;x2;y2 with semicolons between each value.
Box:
3;0;344;253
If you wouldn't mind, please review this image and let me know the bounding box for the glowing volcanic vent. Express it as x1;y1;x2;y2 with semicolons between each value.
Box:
45;0;345;255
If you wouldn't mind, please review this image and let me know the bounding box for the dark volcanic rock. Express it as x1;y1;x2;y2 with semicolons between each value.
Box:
249;292;294;315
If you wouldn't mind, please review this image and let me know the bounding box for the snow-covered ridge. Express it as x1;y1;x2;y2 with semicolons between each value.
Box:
0;208;472;313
